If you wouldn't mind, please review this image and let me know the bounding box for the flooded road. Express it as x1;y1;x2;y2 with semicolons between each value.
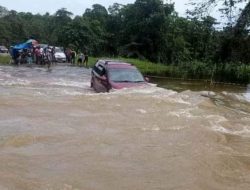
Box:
0;65;250;190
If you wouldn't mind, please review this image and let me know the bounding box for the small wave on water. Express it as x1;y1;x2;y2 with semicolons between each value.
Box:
84;85;177;98
0;79;31;86
59;89;85;96
111;85;173;95
244;92;250;102
50;79;89;89
212;125;250;137
0;73;12;79
222;91;250;103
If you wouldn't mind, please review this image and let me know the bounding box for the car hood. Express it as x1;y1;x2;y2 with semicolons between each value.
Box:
55;52;66;58
109;81;147;89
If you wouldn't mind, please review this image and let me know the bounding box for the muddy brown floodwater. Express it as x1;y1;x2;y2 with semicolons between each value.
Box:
0;65;250;190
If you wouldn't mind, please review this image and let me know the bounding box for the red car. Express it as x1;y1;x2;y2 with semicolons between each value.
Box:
91;60;148;92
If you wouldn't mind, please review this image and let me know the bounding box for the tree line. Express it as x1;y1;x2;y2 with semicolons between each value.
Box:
0;0;249;83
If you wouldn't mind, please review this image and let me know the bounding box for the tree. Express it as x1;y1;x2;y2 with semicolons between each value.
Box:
0;5;8;17
188;0;249;29
188;0;250;63
118;0;175;62
83;4;108;25
234;2;250;34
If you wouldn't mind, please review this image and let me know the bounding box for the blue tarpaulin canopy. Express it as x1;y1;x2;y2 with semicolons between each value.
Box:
11;39;37;58
13;42;32;50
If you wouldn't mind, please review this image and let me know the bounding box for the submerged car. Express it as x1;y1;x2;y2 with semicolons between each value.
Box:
91;60;148;92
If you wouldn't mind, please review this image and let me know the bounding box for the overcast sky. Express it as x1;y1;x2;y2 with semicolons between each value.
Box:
0;0;190;16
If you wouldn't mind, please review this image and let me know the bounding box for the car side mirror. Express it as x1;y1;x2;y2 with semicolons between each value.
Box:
144;77;149;82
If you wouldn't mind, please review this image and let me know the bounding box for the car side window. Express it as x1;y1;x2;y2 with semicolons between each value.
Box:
93;61;106;76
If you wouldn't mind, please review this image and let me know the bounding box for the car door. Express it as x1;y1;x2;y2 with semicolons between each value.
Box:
92;62;108;92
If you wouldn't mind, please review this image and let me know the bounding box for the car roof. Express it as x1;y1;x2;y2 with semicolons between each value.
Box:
97;59;134;68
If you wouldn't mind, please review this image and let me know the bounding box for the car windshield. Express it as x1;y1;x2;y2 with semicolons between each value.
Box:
108;68;144;83
55;48;63;53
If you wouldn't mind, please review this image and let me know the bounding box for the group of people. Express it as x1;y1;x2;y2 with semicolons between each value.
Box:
11;48;32;65
65;49;88;67
34;46;55;66
11;45;55;67
11;44;89;69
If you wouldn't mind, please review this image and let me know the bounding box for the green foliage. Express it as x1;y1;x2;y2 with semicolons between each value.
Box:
0;54;11;64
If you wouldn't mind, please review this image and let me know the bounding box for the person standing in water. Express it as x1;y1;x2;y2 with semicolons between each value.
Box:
27;49;33;65
77;52;84;66
71;50;76;65
83;51;88;68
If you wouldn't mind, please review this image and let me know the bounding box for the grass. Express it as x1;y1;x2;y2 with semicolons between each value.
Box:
0;54;11;65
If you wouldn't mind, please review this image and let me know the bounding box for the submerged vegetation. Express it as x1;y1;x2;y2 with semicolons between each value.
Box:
0;0;250;84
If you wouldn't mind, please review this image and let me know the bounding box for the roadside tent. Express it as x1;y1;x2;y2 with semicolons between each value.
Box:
11;42;31;59
13;42;32;50
11;39;37;59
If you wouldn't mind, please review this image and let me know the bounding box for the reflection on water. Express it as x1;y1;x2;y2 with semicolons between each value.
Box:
0;65;250;190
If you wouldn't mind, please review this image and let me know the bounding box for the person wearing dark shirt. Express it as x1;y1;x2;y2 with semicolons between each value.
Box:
83;52;88;68
71;50;76;65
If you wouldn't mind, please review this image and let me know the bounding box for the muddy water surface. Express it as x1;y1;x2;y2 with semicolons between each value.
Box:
0;65;250;190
